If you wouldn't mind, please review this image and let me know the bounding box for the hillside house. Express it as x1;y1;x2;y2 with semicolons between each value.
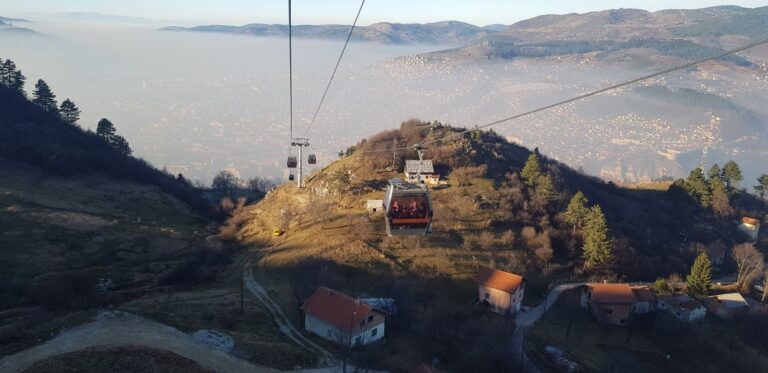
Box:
705;293;750;319
630;286;656;314
366;200;384;213
474;267;525;315
738;217;760;241
580;284;636;326
404;160;440;185
657;294;707;322
301;287;386;346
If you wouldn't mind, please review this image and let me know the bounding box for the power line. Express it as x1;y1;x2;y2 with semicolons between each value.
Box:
303;0;366;138
359;37;768;154
288;0;294;140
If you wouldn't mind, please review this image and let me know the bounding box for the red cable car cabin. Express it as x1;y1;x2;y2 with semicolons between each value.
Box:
383;178;433;236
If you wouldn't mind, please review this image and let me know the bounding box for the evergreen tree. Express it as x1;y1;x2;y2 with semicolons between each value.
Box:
1;59;26;95
96;118;117;140
521;153;542;186
59;99;81;125
32;79;58;112
535;175;556;202
722;160;743;190
686;253;712;296
564;191;589;235
582;205;612;269
685;168;711;207
110;135;132;156
755;174;768;201
707;164;722;182
711;183;733;217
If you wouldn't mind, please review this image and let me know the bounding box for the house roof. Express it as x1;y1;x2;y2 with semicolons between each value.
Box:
474;267;524;294
659;294;704;310
404;160;434;174
711;293;749;309
631;286;656;302
588;283;636;304
742;217;760;226
301;287;381;332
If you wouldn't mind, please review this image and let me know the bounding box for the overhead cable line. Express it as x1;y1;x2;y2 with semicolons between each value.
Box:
303;0;367;138
288;0;294;140
358;37;768;154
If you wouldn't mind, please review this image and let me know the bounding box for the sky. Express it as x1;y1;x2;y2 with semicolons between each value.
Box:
4;0;768;26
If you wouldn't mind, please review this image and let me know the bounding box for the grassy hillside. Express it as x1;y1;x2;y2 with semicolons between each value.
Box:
0;86;209;213
225;120;755;371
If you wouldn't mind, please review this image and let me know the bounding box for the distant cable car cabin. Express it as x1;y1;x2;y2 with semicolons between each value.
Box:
308;153;317;164
289;173;295;181
383;178;433;236
287;155;298;168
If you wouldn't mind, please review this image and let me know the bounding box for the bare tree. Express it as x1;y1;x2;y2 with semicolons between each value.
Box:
762;270;768;303
667;273;683;291
732;243;765;293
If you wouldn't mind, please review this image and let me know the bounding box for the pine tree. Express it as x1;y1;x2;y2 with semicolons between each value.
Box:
564;191;589;235
755;174;768;201
722;160;743;190
686;253;712;296
521;153;542;186
686;168;711;207
1;59;26;95
32;79;58;112
10;69;25;94
59;99;81;125
582;205;612;269
96;118;117;140
707;164;722;182
535;175;555;201
110;135;132;156
0;58;9;86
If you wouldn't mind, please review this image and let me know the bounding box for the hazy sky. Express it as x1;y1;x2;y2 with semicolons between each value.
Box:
5;1;767;26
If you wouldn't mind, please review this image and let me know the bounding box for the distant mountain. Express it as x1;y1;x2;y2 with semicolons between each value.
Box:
162;20;503;45
0;16;30;24
57;12;154;23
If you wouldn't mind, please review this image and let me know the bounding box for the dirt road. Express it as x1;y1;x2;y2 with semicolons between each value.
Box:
0;311;278;373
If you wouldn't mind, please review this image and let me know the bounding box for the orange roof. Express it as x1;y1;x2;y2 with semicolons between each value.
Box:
474;267;524;293
301;287;380;332
588;283;636;304
742;217;760;226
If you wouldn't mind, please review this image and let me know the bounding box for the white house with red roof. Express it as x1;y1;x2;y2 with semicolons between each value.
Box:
301;287;386;346
474;267;525;315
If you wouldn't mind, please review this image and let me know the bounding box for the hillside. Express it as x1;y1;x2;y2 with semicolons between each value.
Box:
162;20;497;45
0;86;208;212
225;120;760;371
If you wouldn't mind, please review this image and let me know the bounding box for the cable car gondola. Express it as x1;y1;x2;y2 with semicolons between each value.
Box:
384;178;433;236
289;173;295;181
308;153;317;164
287;155;297;168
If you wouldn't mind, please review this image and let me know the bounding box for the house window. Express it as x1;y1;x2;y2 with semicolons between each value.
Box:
619;319;626;325
605;309;613;315
354;336;361;345
359;319;365;327
484;293;490;300
371;327;378;337
368;315;373;322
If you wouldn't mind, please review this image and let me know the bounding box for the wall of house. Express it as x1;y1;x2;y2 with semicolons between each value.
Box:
739;223;759;241
631;301;651;314
305;313;385;346
478;285;524;315
592;304;631;326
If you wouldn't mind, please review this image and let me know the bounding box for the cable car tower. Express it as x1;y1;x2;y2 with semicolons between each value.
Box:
291;137;310;188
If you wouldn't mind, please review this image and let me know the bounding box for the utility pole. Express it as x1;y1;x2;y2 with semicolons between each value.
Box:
291;138;310;188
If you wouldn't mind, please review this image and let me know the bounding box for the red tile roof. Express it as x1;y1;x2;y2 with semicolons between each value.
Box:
742;217;760;226
474;267;524;294
588;284;636;304
301;287;380;332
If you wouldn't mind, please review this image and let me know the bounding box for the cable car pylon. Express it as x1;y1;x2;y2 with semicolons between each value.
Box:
291;138;310;188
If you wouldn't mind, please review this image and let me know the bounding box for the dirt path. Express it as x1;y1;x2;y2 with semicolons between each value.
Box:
0;311;278;373
512;283;584;372
243;267;337;366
